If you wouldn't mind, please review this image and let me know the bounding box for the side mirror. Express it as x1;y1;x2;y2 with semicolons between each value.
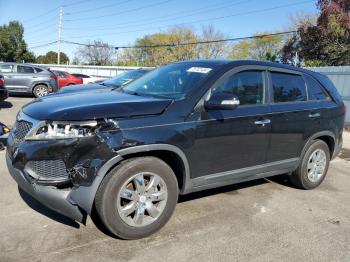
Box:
204;92;240;110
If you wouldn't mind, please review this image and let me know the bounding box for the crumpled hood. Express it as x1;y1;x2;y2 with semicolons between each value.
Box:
59;83;113;94
22;91;172;121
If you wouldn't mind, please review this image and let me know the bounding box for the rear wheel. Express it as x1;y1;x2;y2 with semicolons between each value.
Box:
95;157;178;239
33;84;49;97
290;140;330;189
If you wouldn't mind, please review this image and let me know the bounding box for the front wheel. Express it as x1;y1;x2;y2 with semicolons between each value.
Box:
290;140;330;189
95;157;178;239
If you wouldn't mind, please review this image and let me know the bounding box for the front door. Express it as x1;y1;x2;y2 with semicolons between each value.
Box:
13;65;36;92
190;68;271;178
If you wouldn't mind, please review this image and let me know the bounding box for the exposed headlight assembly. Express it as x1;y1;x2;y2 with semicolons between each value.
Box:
25;120;98;140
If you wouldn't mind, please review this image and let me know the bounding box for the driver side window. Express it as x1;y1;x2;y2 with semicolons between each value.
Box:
212;70;265;105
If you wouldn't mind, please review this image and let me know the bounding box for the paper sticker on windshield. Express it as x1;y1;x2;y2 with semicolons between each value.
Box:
187;67;212;74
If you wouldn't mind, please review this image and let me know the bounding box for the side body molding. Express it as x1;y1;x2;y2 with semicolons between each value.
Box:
69;144;192;215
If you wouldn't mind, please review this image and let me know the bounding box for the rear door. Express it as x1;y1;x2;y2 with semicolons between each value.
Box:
13;65;36;92
266;69;310;163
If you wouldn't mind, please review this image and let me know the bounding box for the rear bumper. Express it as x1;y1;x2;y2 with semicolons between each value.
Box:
6;152;86;222
332;135;343;160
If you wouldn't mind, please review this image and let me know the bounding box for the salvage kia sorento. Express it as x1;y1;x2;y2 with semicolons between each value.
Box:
6;60;345;239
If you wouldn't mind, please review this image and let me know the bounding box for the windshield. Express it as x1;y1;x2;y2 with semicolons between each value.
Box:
122;63;214;99
103;70;148;87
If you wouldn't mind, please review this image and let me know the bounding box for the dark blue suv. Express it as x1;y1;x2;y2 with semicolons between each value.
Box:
6;60;345;239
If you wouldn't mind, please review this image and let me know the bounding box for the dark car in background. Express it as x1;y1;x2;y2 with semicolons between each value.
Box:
6;60;345;240
0;74;9;101
0;63;58;97
59;68;152;94
53;70;83;89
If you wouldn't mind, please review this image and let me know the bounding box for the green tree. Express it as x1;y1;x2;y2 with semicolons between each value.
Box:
229;32;282;62
36;51;69;64
118;25;227;66
282;0;350;66
0;21;35;62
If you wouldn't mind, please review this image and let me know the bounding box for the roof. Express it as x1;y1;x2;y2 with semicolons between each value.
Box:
0;62;48;69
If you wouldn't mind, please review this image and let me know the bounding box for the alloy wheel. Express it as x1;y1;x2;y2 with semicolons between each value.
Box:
35;86;48;97
307;149;327;183
117;172;168;227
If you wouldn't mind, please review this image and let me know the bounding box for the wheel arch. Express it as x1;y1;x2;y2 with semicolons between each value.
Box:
31;82;49;94
69;144;192;215
302;131;336;159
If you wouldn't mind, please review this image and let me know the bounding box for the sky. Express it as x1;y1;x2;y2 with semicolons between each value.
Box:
0;0;319;59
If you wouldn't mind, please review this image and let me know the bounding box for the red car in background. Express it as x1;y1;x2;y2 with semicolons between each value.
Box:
52;70;83;89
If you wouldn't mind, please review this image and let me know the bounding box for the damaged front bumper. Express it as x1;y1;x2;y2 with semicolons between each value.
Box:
5;122;123;222
6;152;86;222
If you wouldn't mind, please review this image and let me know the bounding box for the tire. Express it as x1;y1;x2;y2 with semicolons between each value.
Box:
33;84;49;97
290;140;330;190
95;157;178;239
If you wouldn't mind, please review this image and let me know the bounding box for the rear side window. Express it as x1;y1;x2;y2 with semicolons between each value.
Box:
212;70;264;105
35;67;43;73
304;74;329;101
271;72;307;103
0;64;14;73
17;65;35;74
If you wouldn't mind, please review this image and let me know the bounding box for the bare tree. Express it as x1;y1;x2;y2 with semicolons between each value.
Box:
75;40;115;65
198;25;227;59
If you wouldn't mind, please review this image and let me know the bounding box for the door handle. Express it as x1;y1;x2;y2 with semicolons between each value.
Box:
32;76;38;78
309;113;320;118
254;119;271;126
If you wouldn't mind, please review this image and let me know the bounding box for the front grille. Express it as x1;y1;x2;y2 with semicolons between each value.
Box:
25;160;69;181
13;120;33;143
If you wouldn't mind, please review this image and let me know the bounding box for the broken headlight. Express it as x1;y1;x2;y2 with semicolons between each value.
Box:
25;120;98;140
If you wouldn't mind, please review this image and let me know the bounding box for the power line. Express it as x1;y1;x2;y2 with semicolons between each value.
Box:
25;22;57;35
64;0;176;22
61;31;297;50
64;0;253;31
23;17;57;31
66;0;134;15
20;0;94;25
64;0;310;40
22;7;59;24
29;41;58;49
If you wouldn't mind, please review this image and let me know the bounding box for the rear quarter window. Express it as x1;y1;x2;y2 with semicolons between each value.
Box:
271;72;307;103
304;74;330;101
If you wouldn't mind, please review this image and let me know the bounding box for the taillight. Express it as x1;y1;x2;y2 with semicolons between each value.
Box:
50;75;57;80
0;79;4;86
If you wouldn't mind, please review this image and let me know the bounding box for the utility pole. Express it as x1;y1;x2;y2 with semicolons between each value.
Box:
57;7;63;64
